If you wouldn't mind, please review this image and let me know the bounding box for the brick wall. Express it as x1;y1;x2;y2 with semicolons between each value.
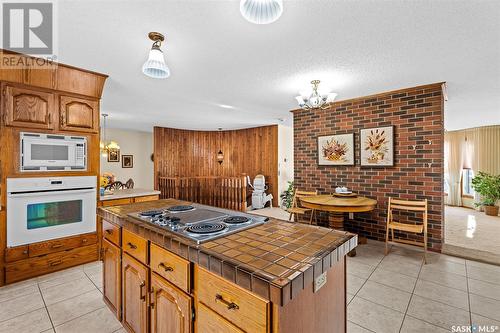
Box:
293;83;444;251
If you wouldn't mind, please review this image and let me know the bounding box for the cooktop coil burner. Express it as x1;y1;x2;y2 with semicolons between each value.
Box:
223;216;251;224
168;205;195;212
139;210;164;217
186;222;227;234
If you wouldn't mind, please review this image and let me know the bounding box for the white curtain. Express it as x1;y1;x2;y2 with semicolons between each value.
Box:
466;125;500;208
444;131;465;206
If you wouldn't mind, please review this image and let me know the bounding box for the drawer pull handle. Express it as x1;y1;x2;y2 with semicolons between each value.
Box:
158;262;174;272
215;294;239;310
105;229;113;234
49;260;63;266
127;242;137;249
140;281;146;302
51;244;63;249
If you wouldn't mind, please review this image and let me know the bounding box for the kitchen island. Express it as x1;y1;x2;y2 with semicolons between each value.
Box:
98;199;357;333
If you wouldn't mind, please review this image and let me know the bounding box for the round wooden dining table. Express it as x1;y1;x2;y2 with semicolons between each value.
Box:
299;194;378;256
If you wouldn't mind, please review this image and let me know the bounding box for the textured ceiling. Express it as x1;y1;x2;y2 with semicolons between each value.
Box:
56;0;500;131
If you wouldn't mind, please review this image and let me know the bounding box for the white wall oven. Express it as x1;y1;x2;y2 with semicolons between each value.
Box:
20;132;87;171
7;176;96;247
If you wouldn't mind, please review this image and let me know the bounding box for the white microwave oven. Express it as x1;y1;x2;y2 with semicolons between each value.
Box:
20;132;87;171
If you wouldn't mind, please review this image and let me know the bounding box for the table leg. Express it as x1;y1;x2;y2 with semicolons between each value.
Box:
328;212;345;229
328;212;358;257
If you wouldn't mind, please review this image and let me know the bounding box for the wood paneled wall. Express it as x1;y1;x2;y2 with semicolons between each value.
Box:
154;126;278;206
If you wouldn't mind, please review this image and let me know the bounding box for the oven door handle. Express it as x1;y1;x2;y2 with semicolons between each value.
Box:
7;188;96;198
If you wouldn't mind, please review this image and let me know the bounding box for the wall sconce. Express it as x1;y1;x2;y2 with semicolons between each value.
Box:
217;150;224;164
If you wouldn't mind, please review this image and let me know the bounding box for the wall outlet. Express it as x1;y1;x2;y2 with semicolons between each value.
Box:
314;272;327;293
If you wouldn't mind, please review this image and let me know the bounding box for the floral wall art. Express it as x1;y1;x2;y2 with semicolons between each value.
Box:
360;126;395;166
317;134;355;166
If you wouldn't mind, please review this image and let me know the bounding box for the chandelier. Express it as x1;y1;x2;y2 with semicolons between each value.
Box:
240;0;283;24
142;32;170;79
295;80;337;110
100;114;120;157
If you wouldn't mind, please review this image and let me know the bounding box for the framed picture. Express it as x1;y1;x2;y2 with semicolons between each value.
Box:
107;149;120;162
360;126;395;167
122;155;133;168
317;133;355;166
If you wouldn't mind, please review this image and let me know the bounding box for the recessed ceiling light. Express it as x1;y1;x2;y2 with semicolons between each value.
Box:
218;104;235;109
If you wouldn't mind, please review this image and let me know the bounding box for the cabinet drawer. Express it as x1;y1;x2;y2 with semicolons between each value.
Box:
150;243;190;293
103;220;121;246
196;267;269;333
6;244;98;284
101;198;132;207
5;245;29;262
197;302;244;333
29;233;97;257
133;195;159;203
122;229;148;264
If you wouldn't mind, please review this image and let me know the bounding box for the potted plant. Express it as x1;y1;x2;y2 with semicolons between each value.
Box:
280;181;294;209
471;172;500;216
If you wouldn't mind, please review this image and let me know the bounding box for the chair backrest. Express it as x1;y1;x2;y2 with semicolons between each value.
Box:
292;189;318;208
125;178;134;189
105;181;124;191
388;198;428;212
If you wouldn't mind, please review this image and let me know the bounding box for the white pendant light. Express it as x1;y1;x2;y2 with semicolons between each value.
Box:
240;0;283;24
142;32;170;79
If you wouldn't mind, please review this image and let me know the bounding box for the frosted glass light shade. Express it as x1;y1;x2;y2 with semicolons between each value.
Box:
142;47;170;79
240;0;283;24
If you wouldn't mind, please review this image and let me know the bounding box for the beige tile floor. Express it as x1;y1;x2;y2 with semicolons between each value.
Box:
347;240;500;333
0;261;124;333
444;206;500;264
1;239;499;332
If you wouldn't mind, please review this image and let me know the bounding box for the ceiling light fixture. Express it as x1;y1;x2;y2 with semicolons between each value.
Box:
240;0;283;24
100;114;120;157
295;80;337;110
218;104;234;109
142;32;170;79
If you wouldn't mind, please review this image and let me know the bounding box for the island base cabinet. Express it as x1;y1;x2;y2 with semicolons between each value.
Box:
102;239;121;320
196;302;244;333
122;253;149;333
150;273;192;333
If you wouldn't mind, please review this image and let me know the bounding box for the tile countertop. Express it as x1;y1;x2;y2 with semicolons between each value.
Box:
99;188;161;201
97;199;358;306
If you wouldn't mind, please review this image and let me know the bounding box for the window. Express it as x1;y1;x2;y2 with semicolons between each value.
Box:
462;169;475;196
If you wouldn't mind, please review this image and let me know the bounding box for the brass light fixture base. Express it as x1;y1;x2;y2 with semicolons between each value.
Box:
148;32;165;43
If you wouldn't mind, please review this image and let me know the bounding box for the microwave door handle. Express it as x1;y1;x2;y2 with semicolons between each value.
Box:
7;188;96;198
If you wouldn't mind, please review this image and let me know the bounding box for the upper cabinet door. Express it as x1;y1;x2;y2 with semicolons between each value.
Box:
59;95;99;133
150;273;192;333
4;85;55;129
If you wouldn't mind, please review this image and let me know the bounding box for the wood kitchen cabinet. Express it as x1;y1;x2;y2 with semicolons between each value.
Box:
3;85;55;129
150;272;192;333
58;95;99;133
102;238;121;320
196;302;244;333
122;253;149;333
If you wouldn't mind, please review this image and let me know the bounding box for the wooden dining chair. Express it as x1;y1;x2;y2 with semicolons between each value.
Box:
287;189;318;224
385;197;428;263
125;178;134;189
105;181;124;191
